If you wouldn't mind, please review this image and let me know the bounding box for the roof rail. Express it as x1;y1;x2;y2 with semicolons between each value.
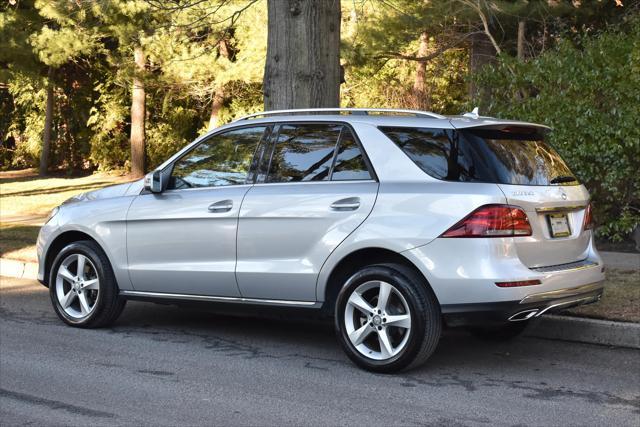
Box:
234;108;446;121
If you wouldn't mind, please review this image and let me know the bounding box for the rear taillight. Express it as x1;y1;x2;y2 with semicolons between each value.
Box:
583;203;594;231
441;204;532;238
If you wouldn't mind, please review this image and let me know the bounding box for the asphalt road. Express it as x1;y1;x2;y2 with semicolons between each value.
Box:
1;276;638;426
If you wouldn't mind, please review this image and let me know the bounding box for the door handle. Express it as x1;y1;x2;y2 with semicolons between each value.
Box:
208;200;233;213
330;197;360;211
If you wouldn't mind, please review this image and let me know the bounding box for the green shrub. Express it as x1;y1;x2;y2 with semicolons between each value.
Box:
473;21;640;241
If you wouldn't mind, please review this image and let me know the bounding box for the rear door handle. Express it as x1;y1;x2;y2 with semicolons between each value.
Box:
208;200;233;213
330;197;360;211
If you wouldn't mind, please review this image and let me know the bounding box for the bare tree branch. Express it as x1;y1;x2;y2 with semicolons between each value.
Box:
456;0;502;55
142;0;213;12
375;31;482;63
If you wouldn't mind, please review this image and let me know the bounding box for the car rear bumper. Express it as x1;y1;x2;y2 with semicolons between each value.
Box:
440;281;604;326
402;236;606;326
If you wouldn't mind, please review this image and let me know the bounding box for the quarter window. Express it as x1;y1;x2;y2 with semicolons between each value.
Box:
380;126;576;186
331;129;372;181
168;126;267;189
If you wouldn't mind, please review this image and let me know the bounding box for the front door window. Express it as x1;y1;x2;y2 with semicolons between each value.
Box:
169;126;268;190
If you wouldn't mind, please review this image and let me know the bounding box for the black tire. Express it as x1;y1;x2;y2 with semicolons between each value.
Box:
468;321;530;341
334;263;441;373
49;240;126;328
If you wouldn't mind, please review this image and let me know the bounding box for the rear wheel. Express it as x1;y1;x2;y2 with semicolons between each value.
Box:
335;264;441;373
49;241;126;328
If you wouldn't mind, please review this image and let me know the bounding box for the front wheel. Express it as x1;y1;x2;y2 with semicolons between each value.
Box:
49;241;126;328
335;264;441;373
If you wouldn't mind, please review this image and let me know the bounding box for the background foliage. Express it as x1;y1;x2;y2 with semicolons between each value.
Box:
474;18;639;240
1;0;638;240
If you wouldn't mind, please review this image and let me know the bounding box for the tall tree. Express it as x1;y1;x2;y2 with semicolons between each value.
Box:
39;66;54;175
208;38;232;129
468;32;496;102
130;45;146;177
263;0;341;110
4;0;101;173
1;0;53;173
412;31;430;110
517;20;526;61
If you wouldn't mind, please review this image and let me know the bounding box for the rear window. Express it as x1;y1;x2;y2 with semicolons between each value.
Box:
380;126;577;186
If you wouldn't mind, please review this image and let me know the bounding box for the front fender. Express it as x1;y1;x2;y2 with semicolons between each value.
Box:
38;195;138;290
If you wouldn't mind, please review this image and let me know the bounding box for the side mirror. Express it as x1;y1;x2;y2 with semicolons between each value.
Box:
144;170;164;193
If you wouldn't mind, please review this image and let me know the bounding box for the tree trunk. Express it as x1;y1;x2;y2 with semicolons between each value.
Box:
263;0;341;110
130;46;146;178
412;31;429;110
468;32;496;104
517;20;526;61
208;87;225;130
39;67;54;176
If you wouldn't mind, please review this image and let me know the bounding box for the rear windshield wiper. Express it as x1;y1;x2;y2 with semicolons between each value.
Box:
550;175;577;184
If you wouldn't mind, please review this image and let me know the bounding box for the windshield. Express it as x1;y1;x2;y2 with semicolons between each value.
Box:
380;126;577;186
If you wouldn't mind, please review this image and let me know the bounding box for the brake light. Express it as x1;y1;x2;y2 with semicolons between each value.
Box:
441;204;532;238
583;203;594;231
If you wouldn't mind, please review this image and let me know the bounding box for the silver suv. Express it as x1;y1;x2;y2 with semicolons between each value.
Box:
37;108;605;372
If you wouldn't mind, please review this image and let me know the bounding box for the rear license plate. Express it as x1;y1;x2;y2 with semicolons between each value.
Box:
548;213;571;238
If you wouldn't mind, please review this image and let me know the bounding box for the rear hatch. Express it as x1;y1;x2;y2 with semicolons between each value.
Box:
451;125;591;268
380;121;591;268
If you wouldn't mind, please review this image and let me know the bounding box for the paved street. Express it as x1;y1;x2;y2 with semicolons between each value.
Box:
1;276;638;426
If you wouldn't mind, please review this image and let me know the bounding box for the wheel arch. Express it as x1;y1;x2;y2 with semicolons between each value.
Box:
43;230;103;287
320;247;439;316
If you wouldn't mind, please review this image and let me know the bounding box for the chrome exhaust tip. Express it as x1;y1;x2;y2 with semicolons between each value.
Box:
508;309;539;322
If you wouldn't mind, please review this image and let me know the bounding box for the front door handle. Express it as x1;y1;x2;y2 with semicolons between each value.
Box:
330;197;360;211
208;200;233;213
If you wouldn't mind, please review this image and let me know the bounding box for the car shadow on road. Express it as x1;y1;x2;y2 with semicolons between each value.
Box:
109;300;541;374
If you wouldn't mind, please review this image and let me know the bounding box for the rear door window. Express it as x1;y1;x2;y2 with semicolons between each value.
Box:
380;126;577;186
266;124;372;183
267;124;341;182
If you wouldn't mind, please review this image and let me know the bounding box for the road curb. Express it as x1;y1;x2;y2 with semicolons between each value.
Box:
0;257;38;280
527;314;640;349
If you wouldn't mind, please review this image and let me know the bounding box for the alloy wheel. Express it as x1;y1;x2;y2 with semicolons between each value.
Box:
55;253;100;319
343;280;412;360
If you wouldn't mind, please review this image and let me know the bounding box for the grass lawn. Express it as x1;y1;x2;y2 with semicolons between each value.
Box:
564;268;640;323
0;168;131;261
0;223;41;262
0;169;131;218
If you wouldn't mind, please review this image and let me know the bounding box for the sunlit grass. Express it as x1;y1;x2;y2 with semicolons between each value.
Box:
0;223;39;262
0;169;132;262
0;169;132;218
564;268;640;323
